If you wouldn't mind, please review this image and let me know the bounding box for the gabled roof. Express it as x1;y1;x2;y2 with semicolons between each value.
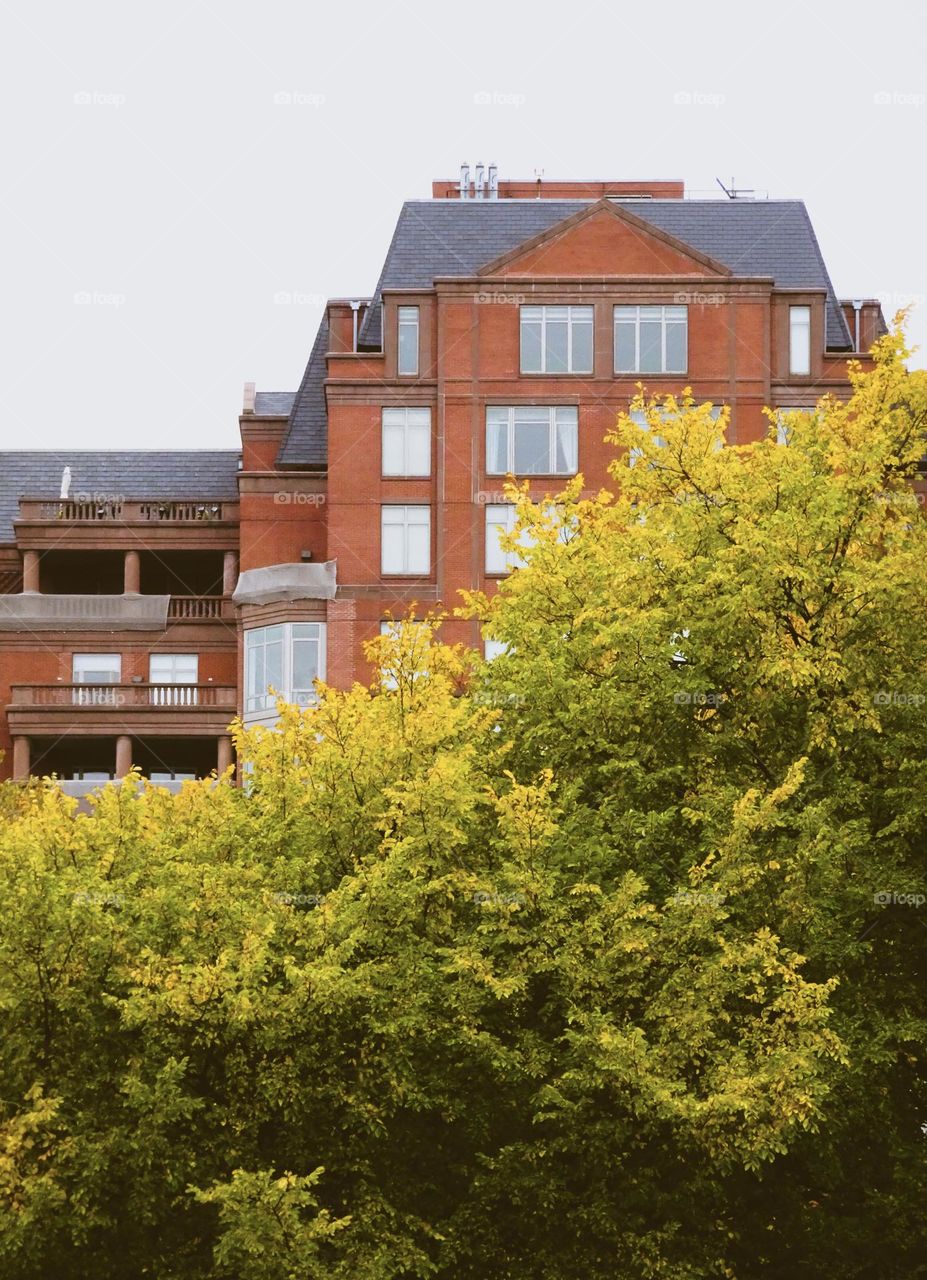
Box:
281;197;854;467
476;198;734;278
0;451;241;543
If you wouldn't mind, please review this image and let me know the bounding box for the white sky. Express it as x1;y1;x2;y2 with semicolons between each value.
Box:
1;0;924;450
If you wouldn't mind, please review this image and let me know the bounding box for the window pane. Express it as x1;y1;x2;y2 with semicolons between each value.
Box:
615;321;636;372
790;306;810;375
545;319;569;373
485;505;514;574
665;317;687;372
486;409;509;474
381;521;405;574
406;417;431;476
520;316;543;373
406;510;430;573
382;420;404;475
571;316;594;373
291;636;320;702
555;407;578;472
73;653;121;683
639;321;662;373
397;307;419;375
514;418;550;473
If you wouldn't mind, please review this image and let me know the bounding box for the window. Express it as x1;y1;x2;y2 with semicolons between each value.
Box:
789;306;811;375
244;623;326;715
775;406;815;446
379;620;428;689
381;505;430;575
486;406;578;475
627;406;721;465
614;305;687;374
520;305;593;373
149;653;199;705
485;504;522;575
397;306;419;375
72;653;121;705
382;407;431;476
484;638;509;660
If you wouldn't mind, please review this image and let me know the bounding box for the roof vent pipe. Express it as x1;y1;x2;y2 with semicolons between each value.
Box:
350;300;361;352
459;162;470;199
488;162;498;199
852;298;863;352
474;162;484;199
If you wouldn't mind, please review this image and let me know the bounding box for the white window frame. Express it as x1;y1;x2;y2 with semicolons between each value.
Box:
520;305;594;374
381;505;431;575
72;653;121;704
775;406;815;446
397;306;420;376
244;623;326;715
614;305;688;374
381;407;431;477
149;653;199;706
627;406;721;466
485;504;524;575
789;305;811;376
486;405;578;476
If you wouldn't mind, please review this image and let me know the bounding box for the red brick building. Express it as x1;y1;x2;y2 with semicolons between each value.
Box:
0;171;888;787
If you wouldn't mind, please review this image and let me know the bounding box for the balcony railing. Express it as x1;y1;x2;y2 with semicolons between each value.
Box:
167;595;228;620
10;683;237;709
16;498;239;524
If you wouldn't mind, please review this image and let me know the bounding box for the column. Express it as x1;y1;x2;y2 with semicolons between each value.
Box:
222;551;238;597
124;550;140;594
12;737;30;781
22;550;40;592
115;735;133;779
217;735;234;776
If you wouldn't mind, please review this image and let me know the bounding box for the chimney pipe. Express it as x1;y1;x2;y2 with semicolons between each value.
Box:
474;162;484;199
488;162;498;199
459;162;470;199
852;298;863;352
350;300;361;352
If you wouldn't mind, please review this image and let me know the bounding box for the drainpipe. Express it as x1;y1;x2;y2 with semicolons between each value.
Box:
852;298;863;352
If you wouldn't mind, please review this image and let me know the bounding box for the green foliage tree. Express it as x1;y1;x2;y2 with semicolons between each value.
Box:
0;330;924;1277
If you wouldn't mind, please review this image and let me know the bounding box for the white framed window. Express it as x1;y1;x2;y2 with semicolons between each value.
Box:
485;504;523;575
789;306;811;376
382;407;431;477
486;405;578;475
775;406;815;446
615;305;687;374
149;653;199;705
244;623;326;715
72;653;121;704
379;620;428;689
520;305;593;374
627;406;721;465
381;505;430;575
397;306;420;375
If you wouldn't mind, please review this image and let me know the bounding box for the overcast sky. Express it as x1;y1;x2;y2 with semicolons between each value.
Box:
1;0;924;450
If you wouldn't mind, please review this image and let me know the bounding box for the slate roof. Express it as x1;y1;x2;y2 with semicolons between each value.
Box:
254;391;295;415
277;313;329;468
0;451;241;542
281;197;855;466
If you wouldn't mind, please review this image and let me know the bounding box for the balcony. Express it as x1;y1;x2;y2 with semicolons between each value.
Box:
14;498;239;552
8;683;238;737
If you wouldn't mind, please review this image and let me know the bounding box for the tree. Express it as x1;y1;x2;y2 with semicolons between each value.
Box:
0;329;924;1277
